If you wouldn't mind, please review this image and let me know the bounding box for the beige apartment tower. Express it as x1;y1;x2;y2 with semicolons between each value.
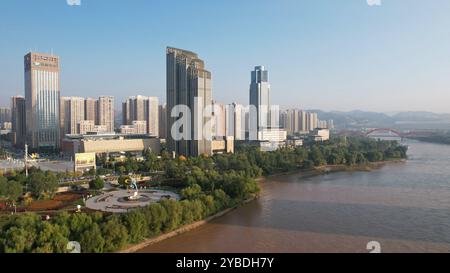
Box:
84;97;98;122
122;95;159;136
97;96;115;133
61;97;85;135
25;52;61;150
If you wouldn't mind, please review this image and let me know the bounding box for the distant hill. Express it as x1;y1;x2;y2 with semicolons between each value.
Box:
312;110;450;130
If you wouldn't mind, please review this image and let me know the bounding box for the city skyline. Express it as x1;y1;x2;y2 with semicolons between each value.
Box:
1;1;450;113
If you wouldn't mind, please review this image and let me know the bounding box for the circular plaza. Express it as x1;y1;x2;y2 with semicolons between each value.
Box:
85;190;180;213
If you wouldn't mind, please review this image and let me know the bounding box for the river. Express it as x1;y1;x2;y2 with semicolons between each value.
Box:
138;140;450;253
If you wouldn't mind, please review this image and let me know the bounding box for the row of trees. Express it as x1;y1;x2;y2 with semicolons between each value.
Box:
0;186;241;253
0;168;59;202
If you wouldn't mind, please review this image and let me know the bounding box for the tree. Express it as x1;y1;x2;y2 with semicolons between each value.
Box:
146;203;168;235
0;177;22;201
28;171;58;199
160;199;183;232
101;218;129;252
213;189;231;211
179;200;194;225
2;227;35;253
33;222;69;253
181;184;202;200
79;223;105;253
5;181;23;201
0;176;7;197
309;146;326;166
366;151;383;162
122;211;149;243
1;213;40;253
118;166;126;174
68;213;94;242
89;177;105;190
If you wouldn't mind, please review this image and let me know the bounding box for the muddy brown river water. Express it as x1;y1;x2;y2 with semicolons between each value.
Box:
138;141;450;253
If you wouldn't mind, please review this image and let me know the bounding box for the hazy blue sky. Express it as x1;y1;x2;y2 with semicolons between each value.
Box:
1;0;450;112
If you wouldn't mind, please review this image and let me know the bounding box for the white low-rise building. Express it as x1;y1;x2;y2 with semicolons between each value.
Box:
311;128;330;142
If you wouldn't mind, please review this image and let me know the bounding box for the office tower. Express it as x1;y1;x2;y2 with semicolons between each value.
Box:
11;96;26;148
122;96;159;137
84;97;98;122
249;66;271;137
61;97;85;135
97;96;115;133
24;52;61;150
166;47;212;157
158;104;167;139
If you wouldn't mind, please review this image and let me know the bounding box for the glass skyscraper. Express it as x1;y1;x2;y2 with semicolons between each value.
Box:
166;47;212;157
24;52;61;150
250;66;271;137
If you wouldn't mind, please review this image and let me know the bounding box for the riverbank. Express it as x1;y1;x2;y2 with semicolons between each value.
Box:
259;159;407;182
119;196;257;253
410;137;450;146
121;159;405;253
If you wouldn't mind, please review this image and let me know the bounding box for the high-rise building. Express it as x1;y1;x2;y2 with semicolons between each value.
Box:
300;111;308;132
249;66;271;137
226;102;245;141
306;112;318;131
84;97;98;123
0;108;11;125
97;96;115;133
212;101;226;138
24;52;61;150
122;96;159;137
166;47;212;157
11;96;26;148
147;97;159;137
284;109;299;134
158;104;167;139
61;97;85;135
122;100;131;126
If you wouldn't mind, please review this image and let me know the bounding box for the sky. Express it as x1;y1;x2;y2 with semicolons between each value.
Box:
0;0;450;113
